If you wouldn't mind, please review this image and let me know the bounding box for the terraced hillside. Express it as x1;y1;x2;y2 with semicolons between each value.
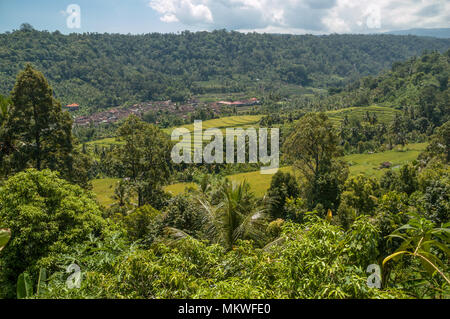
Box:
86;115;263;149
87;106;399;148
163;115;262;133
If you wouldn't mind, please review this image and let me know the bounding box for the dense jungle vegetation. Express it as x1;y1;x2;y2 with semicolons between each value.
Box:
1;24;450;111
0;31;449;299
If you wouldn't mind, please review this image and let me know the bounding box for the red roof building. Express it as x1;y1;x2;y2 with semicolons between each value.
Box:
217;98;260;107
64;103;80;111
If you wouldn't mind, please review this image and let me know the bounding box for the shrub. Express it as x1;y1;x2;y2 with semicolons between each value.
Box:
0;169;106;298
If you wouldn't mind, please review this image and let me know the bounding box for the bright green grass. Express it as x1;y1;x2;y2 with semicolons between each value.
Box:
163;115;262;134
343;143;427;179
165;182;198;195
91;178;120;206
325;105;401;126
164;115;263;150
86;137;123;146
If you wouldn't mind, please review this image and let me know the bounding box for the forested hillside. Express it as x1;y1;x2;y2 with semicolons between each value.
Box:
1;25;449;111
315;50;450;127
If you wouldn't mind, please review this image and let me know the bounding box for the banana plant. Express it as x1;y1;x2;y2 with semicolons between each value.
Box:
0;228;11;252
16;273;33;299
17;268;47;299
383;215;450;285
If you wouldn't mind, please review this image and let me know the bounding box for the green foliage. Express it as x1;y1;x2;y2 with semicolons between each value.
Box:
34;219;407;299
0;94;11;126
199;179;268;250
16;268;47;299
7;64;73;172
37;268;47;296
0;31;449;301
163;194;205;237
338;51;449;127
382;215;450;292
411;163;450;225
1;65;90;187
380;163;419;195
284;113;348;211
0;228;11;252
16;272;33;299
374;191;410;256
110;115;172;208
120;205;164;244
421;121;450;163
267;171;300;219
337;174;380;229
266;219;284;239
0;169;107;298
283;197;309;223
301;51;449;155
1;30;449;111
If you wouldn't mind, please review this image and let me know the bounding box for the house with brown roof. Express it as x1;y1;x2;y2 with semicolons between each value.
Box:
217;98;260;107
64;103;80;111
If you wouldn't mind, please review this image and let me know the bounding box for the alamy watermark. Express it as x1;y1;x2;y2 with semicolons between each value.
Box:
66;263;82;289
357;4;382;29
366;264;381;289
171;120;279;174
65;4;81;29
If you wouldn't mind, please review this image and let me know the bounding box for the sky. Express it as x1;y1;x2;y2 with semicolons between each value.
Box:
0;0;449;35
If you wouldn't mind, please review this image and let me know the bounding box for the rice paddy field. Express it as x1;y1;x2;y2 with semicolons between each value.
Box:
343;143;427;178
165;115;264;151
86;106;397;149
91;178;121;206
163;115;262;134
86;115;263;149
92;143;428;205
89;107;423;204
85;137;124;147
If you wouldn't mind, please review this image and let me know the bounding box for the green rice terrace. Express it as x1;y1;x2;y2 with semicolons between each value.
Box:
85;105;398;150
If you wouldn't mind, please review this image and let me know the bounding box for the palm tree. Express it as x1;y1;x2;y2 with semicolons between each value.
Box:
198;179;267;250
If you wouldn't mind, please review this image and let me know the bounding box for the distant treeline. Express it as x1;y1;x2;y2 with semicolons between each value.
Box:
1;25;449;111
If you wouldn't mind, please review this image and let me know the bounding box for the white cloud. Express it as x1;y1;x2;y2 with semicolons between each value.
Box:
161;14;179;23
149;0;213;25
148;0;450;33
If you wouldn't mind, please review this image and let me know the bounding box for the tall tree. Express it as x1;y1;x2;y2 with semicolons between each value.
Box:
283;113;348;211
0;95;14;174
113;115;172;207
7;64;73;174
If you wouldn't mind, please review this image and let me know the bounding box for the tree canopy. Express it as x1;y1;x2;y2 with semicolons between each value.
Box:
0;29;449;111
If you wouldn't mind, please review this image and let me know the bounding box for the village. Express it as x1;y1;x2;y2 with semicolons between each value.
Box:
68;98;261;126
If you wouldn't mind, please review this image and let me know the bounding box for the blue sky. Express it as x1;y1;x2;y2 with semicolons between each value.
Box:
0;0;195;34
0;0;449;35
